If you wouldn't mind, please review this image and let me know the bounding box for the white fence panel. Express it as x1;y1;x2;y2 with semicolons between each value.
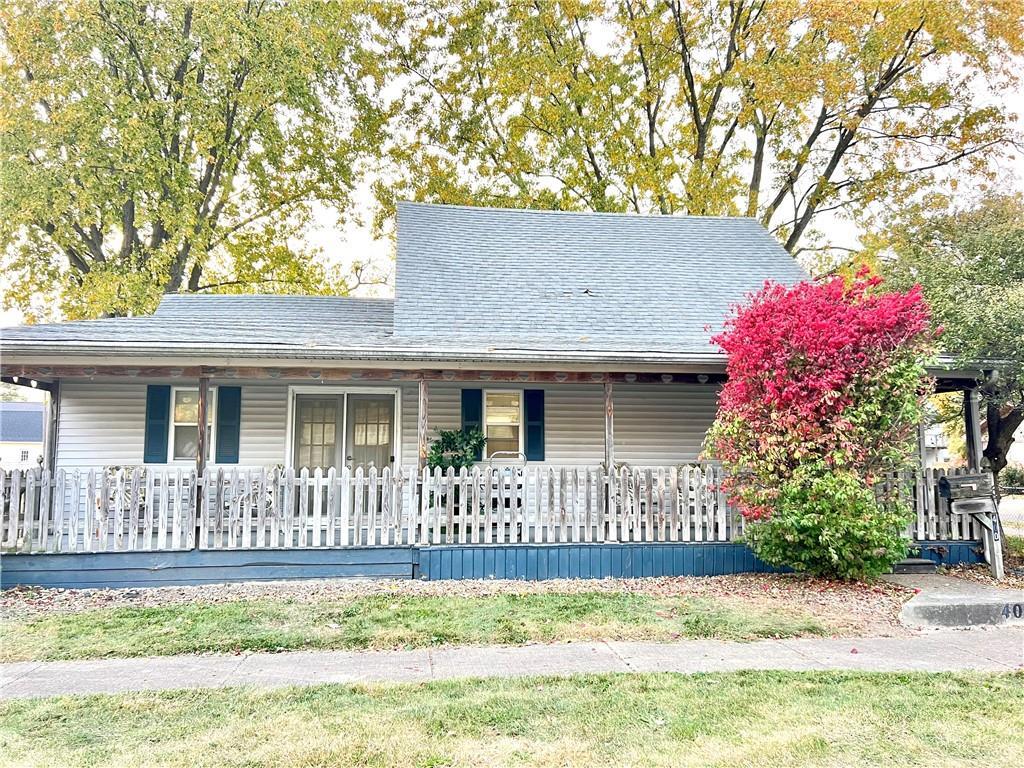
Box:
1;463;982;553
1;467;195;553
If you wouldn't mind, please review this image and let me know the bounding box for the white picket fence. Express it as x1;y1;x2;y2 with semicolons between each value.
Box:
909;466;981;541
1;468;197;553
0;464;982;554
413;464;733;547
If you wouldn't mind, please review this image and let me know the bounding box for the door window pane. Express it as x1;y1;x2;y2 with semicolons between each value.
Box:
485;391;522;458
347;395;394;468
293;396;339;470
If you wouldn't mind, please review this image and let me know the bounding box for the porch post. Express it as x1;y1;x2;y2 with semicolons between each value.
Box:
44;380;60;472
196;376;210;478
603;380;614;469
418;377;429;469
964;387;983;472
917;419;928;470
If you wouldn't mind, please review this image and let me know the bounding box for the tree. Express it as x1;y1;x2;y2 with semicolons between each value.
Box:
878;194;1024;481
1;0;382;320
369;0;1023;255
705;271;937;579
0;383;29;402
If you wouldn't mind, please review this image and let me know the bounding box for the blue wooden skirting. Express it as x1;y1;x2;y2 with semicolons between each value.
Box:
0;547;415;589
414;540;985;580
912;541;983;566
0;540;982;588
415;543;781;581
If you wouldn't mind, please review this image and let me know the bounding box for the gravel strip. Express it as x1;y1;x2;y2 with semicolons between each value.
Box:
939;564;1024;591
1;574;913;636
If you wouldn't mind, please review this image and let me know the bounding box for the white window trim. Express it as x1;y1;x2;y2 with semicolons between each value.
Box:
168;385;217;464
284;385;402;470
481;389;525;460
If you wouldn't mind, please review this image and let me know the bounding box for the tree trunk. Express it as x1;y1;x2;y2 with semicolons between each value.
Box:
984;402;1024;489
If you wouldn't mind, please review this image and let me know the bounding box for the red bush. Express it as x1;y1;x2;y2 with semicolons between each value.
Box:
707;268;937;520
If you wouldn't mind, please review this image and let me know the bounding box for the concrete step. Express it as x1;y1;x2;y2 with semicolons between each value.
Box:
891;558;938;575
883;574;1024;629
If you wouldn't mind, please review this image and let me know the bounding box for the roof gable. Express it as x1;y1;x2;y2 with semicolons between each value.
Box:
395;202;807;352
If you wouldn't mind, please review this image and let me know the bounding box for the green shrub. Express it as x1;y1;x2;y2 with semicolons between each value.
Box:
1001;464;1024;491
426;428;486;471
743;464;913;581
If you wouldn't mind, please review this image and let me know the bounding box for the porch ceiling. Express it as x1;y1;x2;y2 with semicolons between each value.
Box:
1;357;980;388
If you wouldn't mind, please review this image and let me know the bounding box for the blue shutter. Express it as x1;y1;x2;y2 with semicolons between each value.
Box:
215;386;241;464
524;389;545;461
461;388;483;461
143;385;171;464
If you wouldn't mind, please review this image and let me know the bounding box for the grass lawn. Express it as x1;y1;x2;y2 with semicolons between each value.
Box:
1005;534;1023;559
2;671;1022;767
0;592;828;662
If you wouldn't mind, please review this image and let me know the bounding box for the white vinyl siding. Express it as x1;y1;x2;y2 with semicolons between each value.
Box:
235;384;289;467
614;384;720;465
55;381;288;471
399;382;419;466
55;381;148;469
53;379;720;471
407;383;717;466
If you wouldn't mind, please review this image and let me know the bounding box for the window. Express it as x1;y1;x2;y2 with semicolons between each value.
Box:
170;388;215;461
484;391;522;459
20;450;29;462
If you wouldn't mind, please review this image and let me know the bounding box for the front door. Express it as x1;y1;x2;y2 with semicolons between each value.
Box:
293;392;396;471
345;394;395;469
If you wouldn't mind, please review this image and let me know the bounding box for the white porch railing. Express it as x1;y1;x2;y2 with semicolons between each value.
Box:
1;464;980;555
1;468;197;554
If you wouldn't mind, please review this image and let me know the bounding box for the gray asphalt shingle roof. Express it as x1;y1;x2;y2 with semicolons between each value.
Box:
395;203;807;352
1;295;394;352
0;203;808;363
0;402;44;443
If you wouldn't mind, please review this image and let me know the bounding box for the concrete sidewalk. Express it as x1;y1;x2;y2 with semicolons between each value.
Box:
884;573;1024;628
2;628;1021;700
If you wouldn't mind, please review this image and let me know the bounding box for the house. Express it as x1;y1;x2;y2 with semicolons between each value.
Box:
0;203;986;586
0;402;44;470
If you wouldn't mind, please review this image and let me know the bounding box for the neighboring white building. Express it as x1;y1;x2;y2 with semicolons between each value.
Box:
922;423;951;467
0;402;44;470
1008;423;1024;467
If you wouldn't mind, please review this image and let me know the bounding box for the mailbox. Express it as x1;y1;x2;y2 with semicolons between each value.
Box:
937;472;1003;580
939;473;995;500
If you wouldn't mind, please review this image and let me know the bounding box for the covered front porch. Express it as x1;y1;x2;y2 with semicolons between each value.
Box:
0;361;990;584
